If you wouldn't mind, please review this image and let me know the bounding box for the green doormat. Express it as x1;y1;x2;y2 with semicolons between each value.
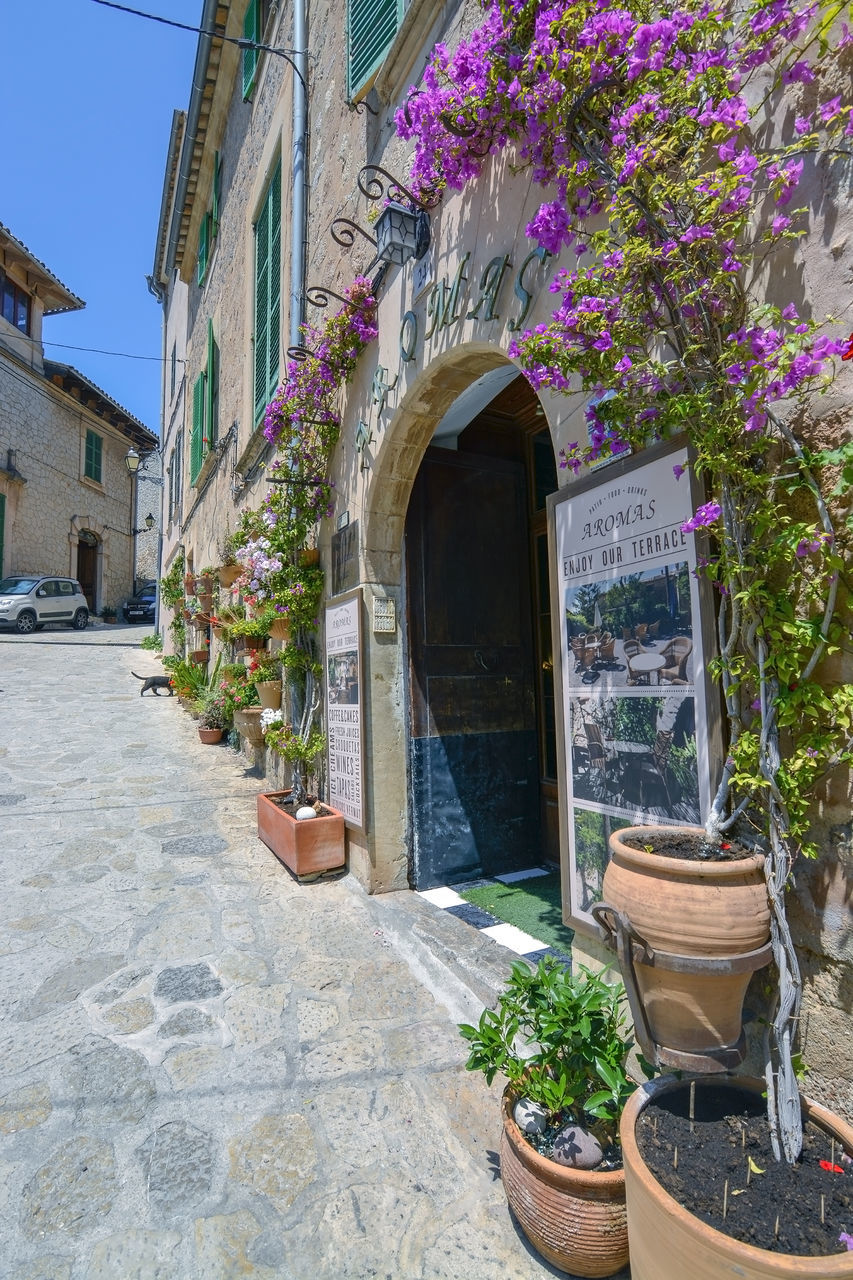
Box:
460;872;574;955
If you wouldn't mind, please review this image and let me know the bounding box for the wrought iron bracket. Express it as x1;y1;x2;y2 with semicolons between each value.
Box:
357;163;436;210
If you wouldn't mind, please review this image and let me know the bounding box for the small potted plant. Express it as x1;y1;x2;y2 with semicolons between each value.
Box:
101;605;117;624
250;655;282;709
217;531;244;589
197;691;229;744
459;956;645;1277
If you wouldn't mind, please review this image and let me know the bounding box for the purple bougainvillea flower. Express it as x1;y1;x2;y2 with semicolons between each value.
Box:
682;502;722;533
839;1232;853;1250
672;464;685;480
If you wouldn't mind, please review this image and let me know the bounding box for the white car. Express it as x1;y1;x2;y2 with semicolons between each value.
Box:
0;575;90;633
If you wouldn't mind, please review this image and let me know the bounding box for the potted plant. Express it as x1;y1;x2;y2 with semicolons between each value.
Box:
197;689;229;744
250;655;282;709
459;956;643;1277
101;605;117;624
593;826;772;1072
256;782;345;879
620;1074;853;1279
222;672;263;745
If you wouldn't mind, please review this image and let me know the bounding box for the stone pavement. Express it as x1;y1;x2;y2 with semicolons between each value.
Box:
0;626;630;1280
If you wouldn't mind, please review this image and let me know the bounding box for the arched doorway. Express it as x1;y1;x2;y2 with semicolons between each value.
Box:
404;373;559;888
76;531;99;611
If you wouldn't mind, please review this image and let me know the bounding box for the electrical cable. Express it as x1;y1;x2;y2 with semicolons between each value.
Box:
42;340;182;363
90;0;309;93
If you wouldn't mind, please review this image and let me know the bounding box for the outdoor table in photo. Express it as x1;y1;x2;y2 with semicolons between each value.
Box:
628;652;666;685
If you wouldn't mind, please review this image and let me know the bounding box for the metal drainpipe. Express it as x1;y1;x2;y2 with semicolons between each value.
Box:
290;0;308;348
164;0;218;277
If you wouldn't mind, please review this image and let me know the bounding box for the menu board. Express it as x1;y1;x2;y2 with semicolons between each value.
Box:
325;590;365;831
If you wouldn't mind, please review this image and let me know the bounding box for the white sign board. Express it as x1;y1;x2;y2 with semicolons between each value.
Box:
325;590;365;831
551;444;716;931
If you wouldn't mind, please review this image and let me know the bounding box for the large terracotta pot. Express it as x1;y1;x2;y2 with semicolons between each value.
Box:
218;564;241;588
233;707;265;745
256;790;345;878
255;680;282;710
597;826;771;1071
621;1075;853;1280
499;1089;628;1278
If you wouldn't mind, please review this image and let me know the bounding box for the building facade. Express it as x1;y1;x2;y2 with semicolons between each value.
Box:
0;223;158;612
155;2;852;1112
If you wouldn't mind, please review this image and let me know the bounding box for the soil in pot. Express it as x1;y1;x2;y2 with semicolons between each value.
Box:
622;829;754;862
636;1082;853;1257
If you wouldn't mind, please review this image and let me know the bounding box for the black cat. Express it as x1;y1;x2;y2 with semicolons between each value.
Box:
131;672;174;696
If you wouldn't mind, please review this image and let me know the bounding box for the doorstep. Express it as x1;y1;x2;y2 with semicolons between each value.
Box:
417;867;573;969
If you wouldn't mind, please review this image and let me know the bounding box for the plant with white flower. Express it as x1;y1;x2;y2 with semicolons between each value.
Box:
260;707;283;733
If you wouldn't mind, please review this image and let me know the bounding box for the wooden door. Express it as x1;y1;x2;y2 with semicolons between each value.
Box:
76;540;96;610
406;446;540;888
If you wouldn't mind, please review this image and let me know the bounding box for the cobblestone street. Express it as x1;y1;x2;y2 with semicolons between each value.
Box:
0;628;614;1279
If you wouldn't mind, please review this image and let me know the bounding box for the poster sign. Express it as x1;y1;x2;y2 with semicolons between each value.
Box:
325;590;365;831
549;442;718;932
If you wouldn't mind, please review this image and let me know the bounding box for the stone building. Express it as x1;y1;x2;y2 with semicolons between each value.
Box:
0;222;159;613
154;2;852;1112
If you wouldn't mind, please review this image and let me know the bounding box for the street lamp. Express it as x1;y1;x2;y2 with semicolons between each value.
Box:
124;447;141;475
372;202;430;266
131;513;156;535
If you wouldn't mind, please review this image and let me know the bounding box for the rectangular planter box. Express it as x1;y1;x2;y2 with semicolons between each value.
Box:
257;790;346;878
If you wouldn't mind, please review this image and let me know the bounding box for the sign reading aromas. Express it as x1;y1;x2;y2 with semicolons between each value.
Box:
550;444;717;932
325;590;365;831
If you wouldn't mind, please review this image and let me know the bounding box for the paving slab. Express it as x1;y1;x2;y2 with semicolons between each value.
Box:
0;629;630;1279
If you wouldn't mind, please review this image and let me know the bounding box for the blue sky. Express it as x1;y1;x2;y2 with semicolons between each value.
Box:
2;1;199;437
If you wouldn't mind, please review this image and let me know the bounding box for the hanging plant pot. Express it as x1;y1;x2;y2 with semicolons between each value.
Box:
190;650;209;665
218;564;241;589
198;727;223;744
255;680;282;710
269;617;291;642
299;547;320;567
197;591;214;611
594;826;771;1073
241;636;266;651
233;707;265;745
183;573;195;592
499;1088;628;1278
256;790;345;878
620;1075;853;1280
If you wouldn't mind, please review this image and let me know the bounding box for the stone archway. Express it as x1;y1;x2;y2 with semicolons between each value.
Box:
351;343;560;892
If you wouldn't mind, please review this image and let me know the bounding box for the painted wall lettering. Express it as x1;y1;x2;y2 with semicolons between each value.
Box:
507;247;552;332
467;254;512;322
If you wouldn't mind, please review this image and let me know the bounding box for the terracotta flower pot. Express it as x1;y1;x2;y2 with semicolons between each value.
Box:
269;617;291;642
499;1089;628;1277
198;727;223;744
255;680;282;710
597;826;771;1072
620;1075;853;1280
218;563;241;588
233;707;265;745
299;547;320;566
256;790;345;878
190;650;209;664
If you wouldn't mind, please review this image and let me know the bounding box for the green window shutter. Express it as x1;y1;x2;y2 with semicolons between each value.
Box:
197;212;210;285
0;493;5;576
84;429;103;483
242;0;260;99
253;162;281;421
206;319;219;450
347;0;402;99
191;373;206;483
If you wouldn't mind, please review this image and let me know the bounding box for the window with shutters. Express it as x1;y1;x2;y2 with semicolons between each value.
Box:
242;0;271;99
84;429;103;484
197;211;212;285
347;0;406;100
253;162;281;423
169;432;184;522
190;372;206;483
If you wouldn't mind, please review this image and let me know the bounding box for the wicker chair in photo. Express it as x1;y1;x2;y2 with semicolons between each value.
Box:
659;637;693;684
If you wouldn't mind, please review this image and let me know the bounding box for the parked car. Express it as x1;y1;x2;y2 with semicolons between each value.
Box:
0;575;89;633
123;584;157;623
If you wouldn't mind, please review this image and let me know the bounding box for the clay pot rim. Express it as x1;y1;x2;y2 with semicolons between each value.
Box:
502;1088;626;1196
259;790;344;822
621;1074;853;1275
609;825;765;880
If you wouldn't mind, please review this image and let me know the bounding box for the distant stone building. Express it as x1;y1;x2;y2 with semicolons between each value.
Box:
0;221;158;613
